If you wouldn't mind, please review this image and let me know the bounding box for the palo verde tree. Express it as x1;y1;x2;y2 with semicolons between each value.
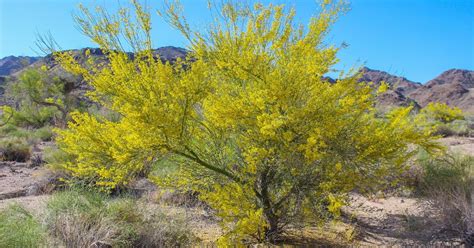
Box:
53;0;440;244
420;102;464;124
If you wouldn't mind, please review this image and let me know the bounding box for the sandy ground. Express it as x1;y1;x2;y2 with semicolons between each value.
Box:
439;136;474;155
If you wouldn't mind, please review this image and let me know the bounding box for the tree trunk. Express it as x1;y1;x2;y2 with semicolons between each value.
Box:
258;167;281;243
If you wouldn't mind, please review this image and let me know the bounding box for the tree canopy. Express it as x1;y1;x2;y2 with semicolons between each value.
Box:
53;0;440;244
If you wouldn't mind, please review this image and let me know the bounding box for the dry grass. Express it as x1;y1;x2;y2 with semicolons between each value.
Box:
0;137;31;162
45;188;199;247
418;153;473;245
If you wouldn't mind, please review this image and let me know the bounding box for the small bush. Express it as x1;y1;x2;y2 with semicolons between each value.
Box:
33;126;54;141
433;120;472;137
0;137;31;162
0;204;46;247
46;188;198;247
134;211;197;247
8;105;58;128
420;102;464;124
0;124;53;143
46;189;133;247
0;123;18;136
43;146;75;173
418;152;474;244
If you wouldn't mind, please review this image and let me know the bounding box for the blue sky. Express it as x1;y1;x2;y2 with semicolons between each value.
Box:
0;0;473;82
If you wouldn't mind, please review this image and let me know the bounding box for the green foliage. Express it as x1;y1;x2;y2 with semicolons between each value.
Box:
3;125;55;142
418;103;473;138
53;0;440;243
33;125;54;141
0;137;31;162
46;188;197;247
3;104;58;128
0;204;47;247
419;152;473;194
43;146;75;173
4;68;72;128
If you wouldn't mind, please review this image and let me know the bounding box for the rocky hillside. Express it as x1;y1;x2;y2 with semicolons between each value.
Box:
408;69;474;113
354;67;472;113
357;67;422;109
0;48;472;113
0;56;40;76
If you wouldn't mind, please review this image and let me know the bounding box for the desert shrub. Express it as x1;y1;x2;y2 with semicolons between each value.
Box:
0;122;53;144
420;102;464;124
43;146;75;173
4;68;74;128
4;127;32;139
433;120;472;137
33;125;54;141
0;123;18;136
134;211;197;247
418;152;474;244
433;124;457;137
46;188;128;247
0;204;47;247
46;188;197;247
0;137;31;162
6;105;58;128
52;0;439;244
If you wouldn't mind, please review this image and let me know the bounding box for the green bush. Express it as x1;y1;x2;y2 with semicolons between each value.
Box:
0;124;53;143
32;126;54;141
46;188;197;247
0;204;47;247
9;106;58;128
43;146;75;173
0;137;31;162
0;123;18;136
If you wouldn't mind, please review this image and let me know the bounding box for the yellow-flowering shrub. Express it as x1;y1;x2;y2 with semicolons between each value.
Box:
421;102;464;123
53;0;440;244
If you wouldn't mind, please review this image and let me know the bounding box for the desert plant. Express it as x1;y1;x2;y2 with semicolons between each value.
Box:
0;123;17;137
46;188;197;247
0;137;31;162
433;120;472;137
51;0;440;244
45;188;125;247
131;206;198;247
4;67;78;128
420;102;464;124
418;152;474;244
0;204;47;247
33;125;54;141
43;146;75;173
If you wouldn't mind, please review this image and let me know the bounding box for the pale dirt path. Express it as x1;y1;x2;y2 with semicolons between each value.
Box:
0;194;50;216
439;136;474;155
344;193;451;247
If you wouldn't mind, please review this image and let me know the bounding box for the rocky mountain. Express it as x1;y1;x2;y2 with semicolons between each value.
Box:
0;48;472;114
0;56;40;76
358;67;422;94
408;69;474;113
356;67;422;109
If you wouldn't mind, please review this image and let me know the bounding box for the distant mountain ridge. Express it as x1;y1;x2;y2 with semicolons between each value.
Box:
0;47;472;113
0;56;41;76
